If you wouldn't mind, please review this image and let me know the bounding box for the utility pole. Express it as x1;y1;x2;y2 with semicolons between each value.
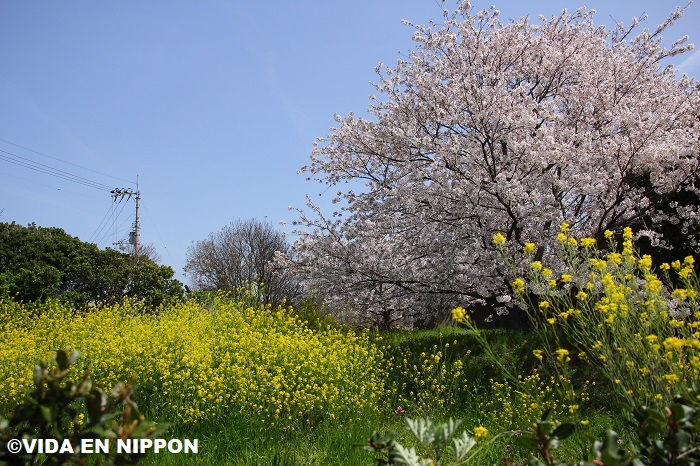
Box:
110;176;140;260
133;176;140;258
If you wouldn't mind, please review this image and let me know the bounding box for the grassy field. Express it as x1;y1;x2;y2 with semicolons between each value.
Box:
0;295;631;465
135;327;625;466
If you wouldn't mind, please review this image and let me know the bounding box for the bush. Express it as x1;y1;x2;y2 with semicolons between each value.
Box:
0;349;163;466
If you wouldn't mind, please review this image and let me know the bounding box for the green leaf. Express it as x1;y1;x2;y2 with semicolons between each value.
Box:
450;431;477;461
517;434;540;452
40;405;53;423
407;418;435;447
389;443;432;466
551;422;576;440
33;363;46;387
55;350;69;371
434;418;461;450
669;403;695;424
86;388;105;425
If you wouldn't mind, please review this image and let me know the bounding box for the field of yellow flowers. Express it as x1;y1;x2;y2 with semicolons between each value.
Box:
0;295;387;429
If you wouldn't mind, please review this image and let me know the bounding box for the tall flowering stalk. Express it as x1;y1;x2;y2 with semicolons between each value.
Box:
493;225;700;408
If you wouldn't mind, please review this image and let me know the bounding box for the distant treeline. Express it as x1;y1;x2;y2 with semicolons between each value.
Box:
0;222;182;308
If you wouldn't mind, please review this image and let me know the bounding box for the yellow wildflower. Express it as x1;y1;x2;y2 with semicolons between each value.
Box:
608;253;622;265
473;426;489;439
663;337;684;351
511;278;525;294
672;289;689;300
523;242;535;254
555;348;569;362
493;233;506;246
581;237;596;248
451;307;467;323
638;255;653;271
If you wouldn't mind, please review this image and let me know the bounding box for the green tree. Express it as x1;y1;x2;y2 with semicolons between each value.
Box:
0;222;182;307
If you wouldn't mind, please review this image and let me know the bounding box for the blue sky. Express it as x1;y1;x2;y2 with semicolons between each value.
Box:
1;1;698;284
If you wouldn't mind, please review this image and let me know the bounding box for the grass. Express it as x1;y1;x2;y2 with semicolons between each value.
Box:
134;326;624;465
0;296;631;465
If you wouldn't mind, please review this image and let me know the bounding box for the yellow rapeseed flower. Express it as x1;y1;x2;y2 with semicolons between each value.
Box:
512;278;525;294
555;348;569;363
663;337;685;351
608;253;622;265
493;233;507;246
638;255;653;272
581;237;596;248
451;307;467;323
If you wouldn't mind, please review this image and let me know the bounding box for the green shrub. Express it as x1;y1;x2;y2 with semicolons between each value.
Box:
0;349;164;465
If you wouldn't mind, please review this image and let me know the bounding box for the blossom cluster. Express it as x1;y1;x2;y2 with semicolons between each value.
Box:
286;1;700;327
0;296;386;428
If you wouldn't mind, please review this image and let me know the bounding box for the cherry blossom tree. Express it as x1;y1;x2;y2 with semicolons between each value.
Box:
287;2;700;328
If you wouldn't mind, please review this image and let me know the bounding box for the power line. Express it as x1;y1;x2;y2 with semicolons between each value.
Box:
0;137;135;185
144;204;173;262
0;149;113;191
0;170;104;201
88;203;115;244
